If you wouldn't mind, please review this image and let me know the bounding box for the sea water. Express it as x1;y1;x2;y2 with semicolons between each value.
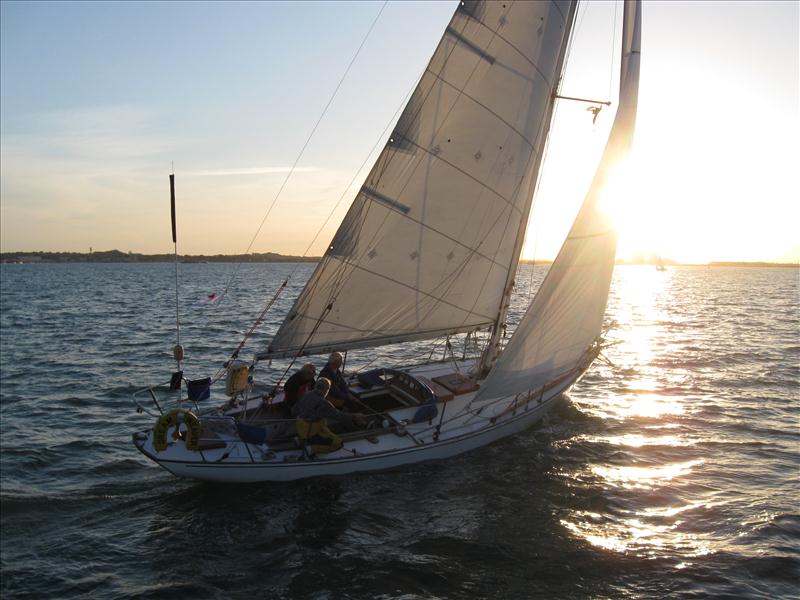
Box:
1;263;798;599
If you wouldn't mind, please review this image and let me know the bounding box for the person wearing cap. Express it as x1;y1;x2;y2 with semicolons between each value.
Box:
319;351;359;411
282;363;316;415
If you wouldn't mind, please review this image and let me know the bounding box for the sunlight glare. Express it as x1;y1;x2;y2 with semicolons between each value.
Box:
592;460;703;490
561;510;713;557
597;153;665;261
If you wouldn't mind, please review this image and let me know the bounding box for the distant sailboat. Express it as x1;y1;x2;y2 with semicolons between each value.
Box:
133;0;642;482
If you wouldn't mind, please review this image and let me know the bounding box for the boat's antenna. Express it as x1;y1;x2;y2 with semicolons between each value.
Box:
169;163;184;380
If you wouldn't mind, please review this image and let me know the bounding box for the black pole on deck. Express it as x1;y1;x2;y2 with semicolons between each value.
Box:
170;169;183;381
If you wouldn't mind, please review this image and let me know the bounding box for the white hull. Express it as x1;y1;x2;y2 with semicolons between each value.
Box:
133;360;585;483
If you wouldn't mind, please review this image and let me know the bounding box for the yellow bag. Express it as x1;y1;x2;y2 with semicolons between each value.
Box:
295;418;342;455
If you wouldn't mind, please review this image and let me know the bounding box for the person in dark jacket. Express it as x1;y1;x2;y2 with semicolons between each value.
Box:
292;378;362;455
319;351;358;411
282;363;316;415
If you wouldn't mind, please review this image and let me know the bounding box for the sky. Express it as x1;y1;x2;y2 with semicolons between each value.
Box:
1;0;798;263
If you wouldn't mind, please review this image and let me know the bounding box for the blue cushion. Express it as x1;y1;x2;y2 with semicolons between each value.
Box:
237;422;268;445
187;377;211;402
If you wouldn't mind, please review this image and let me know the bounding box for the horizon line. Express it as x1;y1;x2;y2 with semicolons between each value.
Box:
1;249;798;267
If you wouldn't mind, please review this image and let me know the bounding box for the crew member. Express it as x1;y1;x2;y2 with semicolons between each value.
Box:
282;363;316;415
292;377;362;455
319;351;359;411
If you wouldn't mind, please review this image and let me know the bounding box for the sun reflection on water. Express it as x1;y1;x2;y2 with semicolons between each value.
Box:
560;460;715;557
561;512;713;557
579;433;693;447
592;460;703;490
588;390;687;421
562;267;715;559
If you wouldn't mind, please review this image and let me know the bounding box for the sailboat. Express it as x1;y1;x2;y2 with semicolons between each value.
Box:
132;0;641;483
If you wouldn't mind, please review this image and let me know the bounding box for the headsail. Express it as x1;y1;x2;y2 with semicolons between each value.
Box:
261;0;578;360
474;0;641;401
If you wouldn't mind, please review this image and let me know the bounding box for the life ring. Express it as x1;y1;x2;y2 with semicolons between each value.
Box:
153;409;202;452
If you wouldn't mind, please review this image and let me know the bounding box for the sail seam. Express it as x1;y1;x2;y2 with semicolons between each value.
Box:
355;194;509;270
409;159;536;334
332;257;496;322
364;10;477;204
392;132;523;216
424;68;535;148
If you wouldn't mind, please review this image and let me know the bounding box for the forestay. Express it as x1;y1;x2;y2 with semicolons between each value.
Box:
475;0;641;401
261;1;578;359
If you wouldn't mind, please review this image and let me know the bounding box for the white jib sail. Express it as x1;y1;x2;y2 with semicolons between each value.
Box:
475;0;641;401
261;1;579;360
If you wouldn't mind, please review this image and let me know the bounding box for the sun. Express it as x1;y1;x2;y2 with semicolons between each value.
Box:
598;148;713;264
598;153;665;261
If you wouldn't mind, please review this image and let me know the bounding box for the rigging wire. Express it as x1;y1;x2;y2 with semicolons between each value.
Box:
242;73;419;361
230;280;287;359
264;302;334;400
290;82;418;280
214;0;389;307
526;230;538;306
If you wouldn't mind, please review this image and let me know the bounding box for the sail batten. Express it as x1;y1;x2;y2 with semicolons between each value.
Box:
262;1;579;360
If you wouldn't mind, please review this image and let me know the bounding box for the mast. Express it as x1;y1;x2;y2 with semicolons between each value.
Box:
479;0;580;376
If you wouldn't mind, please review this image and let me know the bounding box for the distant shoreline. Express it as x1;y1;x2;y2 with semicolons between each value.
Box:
0;250;320;264
1;250;796;268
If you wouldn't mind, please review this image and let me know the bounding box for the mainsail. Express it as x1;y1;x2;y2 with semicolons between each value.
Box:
475;0;641;401
261;1;578;359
